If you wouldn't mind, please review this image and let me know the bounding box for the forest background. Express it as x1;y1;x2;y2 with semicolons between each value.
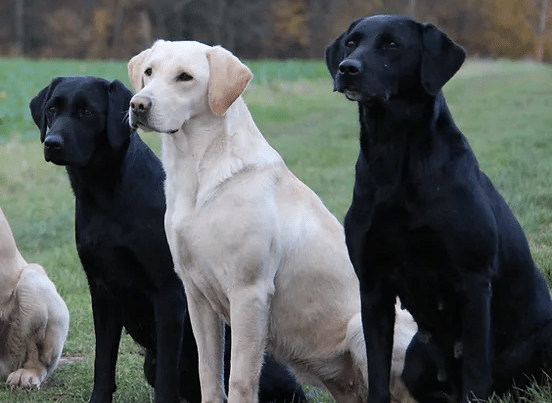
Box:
1;0;551;62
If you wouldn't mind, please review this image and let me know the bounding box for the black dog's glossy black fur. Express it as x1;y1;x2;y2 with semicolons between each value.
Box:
326;15;552;403
30;76;306;403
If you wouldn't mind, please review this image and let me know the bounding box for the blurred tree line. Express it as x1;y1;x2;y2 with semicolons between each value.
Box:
1;0;551;61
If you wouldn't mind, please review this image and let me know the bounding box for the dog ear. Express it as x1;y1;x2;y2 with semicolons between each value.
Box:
106;80;133;149
29;77;62;142
420;23;466;96
128;47;152;93
325;18;363;83
206;46;253;116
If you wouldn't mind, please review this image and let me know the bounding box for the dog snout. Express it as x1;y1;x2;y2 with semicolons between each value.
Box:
339;59;362;76
130;96;152;114
44;134;64;149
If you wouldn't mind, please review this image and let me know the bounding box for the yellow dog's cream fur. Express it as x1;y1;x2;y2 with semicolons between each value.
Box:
128;40;416;403
0;207;69;389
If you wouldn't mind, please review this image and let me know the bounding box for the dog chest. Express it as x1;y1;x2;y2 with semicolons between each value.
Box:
356;200;485;330
75;210;172;292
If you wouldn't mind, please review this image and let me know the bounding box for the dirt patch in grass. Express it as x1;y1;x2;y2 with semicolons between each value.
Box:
40;355;87;389
57;354;86;367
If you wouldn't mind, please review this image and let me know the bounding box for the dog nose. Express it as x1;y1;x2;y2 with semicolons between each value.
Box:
339;59;362;76
130;96;152;113
44;134;63;149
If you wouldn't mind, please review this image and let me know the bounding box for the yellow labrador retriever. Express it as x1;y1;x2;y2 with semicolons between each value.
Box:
0;207;69;389
127;40;415;403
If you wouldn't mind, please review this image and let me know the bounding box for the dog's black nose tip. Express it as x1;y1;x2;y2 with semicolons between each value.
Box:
130;96;152;113
339;59;362;76
44;135;63;149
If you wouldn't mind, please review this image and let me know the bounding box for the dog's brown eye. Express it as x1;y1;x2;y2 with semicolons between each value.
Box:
177;72;193;82
145;68;152;76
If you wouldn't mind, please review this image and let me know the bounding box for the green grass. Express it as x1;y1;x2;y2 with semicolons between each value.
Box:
0;56;552;402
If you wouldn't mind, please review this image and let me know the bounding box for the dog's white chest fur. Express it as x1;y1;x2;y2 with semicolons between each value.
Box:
160;107;286;322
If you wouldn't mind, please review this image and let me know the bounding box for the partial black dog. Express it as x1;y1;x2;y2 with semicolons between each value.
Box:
326;15;552;403
30;76;306;403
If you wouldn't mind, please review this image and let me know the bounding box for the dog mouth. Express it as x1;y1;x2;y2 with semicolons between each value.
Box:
335;79;386;104
43;148;69;166
344;90;363;102
334;76;364;102
130;116;179;134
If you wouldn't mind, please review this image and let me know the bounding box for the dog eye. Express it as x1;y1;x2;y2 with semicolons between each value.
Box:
176;72;193;82
83;109;92;116
48;106;57;114
385;41;399;50
346;40;356;48
145;68;152;76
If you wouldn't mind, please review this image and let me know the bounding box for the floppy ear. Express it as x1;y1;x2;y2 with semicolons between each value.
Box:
325;18;363;83
107;80;133;149
420;23;466;96
206;46;253;116
29;77;62;142
128;47;153;93
325;32;347;83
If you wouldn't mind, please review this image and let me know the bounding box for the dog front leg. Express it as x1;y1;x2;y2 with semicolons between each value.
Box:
362;279;396;403
152;285;186;403
227;285;272;403
185;280;226;403
460;271;492;402
88;282;123;403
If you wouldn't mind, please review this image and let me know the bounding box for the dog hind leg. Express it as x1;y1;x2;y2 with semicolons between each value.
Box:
332;313;368;403
6;334;49;389
6;335;48;389
257;354;307;403
492;320;552;395
309;313;368;403
402;335;459;403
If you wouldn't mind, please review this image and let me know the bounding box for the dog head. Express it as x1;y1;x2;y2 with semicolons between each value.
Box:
30;76;133;166
326;15;465;103
127;40;253;134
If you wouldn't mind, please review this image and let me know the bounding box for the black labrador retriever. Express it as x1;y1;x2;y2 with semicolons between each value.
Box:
30;76;306;403
326;15;552;403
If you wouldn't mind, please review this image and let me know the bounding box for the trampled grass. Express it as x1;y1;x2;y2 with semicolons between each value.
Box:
0;57;551;402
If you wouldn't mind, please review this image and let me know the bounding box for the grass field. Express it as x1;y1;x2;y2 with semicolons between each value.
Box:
0;56;552;402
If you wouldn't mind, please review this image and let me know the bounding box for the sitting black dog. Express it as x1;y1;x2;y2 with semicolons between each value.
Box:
30;76;306;403
326;15;552;403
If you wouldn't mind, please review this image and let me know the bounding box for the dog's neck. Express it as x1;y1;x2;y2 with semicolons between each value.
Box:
160;97;283;211
356;92;465;185
359;92;440;138
66;140;128;203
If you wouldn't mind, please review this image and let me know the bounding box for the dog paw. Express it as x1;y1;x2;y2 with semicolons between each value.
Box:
6;369;42;389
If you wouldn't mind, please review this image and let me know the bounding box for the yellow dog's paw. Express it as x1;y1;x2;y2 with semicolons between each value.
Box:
6;369;42;389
